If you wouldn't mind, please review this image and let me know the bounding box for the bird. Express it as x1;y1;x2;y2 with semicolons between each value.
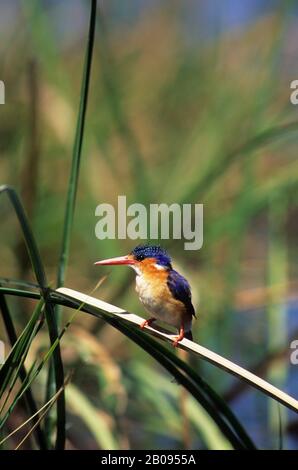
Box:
94;244;196;347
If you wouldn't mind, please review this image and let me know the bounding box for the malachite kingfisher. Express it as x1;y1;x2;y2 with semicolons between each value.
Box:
94;244;196;346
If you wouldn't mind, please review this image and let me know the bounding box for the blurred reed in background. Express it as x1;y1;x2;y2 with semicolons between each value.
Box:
0;0;298;449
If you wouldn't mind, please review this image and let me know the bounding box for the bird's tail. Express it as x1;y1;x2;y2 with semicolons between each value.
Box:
184;330;193;341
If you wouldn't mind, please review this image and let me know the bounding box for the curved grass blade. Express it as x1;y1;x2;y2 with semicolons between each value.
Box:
0;285;254;449
56;288;298;413
0;295;84;434
4;288;298;448
131;362;233;449
52;290;255;449
0;185;65;449
115;321;252;449
1;284;297;415
0;287;40;300
143;330;255;449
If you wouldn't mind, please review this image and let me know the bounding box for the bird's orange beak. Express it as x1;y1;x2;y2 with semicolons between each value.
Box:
94;255;136;266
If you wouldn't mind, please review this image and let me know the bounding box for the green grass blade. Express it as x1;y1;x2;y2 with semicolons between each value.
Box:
116;321;252;449
0;287;40;300
46;0;96;445
0;293;46;449
56;0;97;289
48;0;96;429
132;362;233;449
153;338;255;449
0;299;43;408
0;185;65;449
53;290;255;449
0;285;254;449
0;185;46;286
0;301;81;434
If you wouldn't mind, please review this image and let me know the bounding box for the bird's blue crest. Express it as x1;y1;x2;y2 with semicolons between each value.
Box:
131;244;172;268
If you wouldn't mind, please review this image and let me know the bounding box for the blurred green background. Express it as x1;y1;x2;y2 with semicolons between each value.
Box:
0;0;298;449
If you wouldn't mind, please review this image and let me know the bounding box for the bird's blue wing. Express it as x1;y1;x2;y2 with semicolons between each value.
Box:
167;270;196;318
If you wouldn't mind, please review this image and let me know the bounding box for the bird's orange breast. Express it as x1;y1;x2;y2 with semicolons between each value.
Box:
135;260;191;330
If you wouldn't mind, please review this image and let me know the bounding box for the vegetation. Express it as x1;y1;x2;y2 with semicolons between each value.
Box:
0;0;297;449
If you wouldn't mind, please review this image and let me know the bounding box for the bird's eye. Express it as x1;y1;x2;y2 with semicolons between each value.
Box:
136;254;145;261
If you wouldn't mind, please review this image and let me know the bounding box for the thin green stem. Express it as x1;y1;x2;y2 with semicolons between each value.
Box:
56;0;97;290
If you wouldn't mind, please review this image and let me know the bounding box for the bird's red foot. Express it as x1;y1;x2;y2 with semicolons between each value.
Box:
140;318;156;329
172;326;185;347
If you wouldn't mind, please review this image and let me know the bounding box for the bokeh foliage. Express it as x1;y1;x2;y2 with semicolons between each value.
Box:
0;0;298;449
